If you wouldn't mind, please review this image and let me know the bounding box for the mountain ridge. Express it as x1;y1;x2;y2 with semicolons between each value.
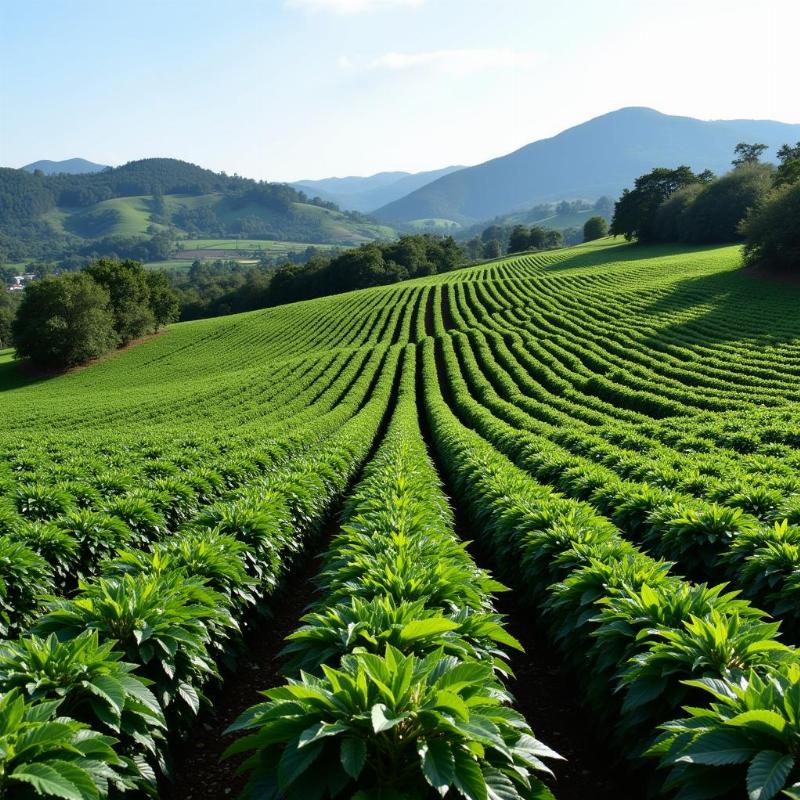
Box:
292;165;464;212
21;158;110;175
372;107;800;224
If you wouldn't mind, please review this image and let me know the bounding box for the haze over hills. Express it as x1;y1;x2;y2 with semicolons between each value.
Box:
291;165;463;213
373;107;800;224
21;158;110;175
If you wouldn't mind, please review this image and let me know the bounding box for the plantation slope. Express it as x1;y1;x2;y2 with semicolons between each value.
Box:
4;238;800;798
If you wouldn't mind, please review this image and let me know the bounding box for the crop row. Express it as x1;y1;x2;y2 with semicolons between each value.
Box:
421;334;800;799
228;345;560;799
0;347;401;797
434;330;800;643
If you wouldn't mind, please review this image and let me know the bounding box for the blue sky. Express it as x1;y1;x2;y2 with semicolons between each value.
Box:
1;0;798;181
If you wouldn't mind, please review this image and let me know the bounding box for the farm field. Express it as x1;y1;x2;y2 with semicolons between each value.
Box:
2;238;800;799
143;239;341;272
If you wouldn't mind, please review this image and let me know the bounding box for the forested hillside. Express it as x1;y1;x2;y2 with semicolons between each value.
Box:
2;240;800;799
0;158;395;262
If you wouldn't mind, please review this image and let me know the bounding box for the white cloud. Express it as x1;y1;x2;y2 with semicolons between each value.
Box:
287;0;425;13
352;48;540;77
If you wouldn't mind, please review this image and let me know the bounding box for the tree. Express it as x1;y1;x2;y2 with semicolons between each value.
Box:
653;184;705;242
507;225;531;254
464;237;484;261
775;141;800;188
610;166;708;243
593;196;614;218
145;271;180;328
528;226;548;250
679;163;773;243
480;225;504;244
543;230;563;249
732;142;768;167
741;181;800;271
583;216;608;242
0;293;19;348
483;239;502;259
85;258;155;344
11;273;118;368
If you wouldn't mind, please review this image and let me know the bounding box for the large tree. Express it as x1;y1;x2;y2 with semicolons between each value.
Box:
145;270;180;328
775;142;800;188
741;181;800;271
85;258;155;344
583;216;608;242
679;163;773;243
507;225;531;254
0;293;19;349
610;166;711;243
732;142;768;167
12;273;117;368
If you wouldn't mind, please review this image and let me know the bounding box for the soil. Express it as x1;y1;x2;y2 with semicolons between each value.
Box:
164;548;323;800
415;344;650;800
166;358;401;799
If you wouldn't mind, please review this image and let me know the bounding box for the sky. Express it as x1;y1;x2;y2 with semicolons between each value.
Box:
1;0;798;182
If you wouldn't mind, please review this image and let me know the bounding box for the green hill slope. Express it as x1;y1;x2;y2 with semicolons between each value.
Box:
2;240;800;798
0;158;396;260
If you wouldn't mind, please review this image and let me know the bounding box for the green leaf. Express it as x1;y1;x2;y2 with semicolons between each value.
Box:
178;682;201;716
677;730;757;766
86;674;125;717
11;762;90;800
728;711;788;739
399;618;460;643
340;737;367;780
421;739;454;795
747;751;794;800
484;767;518;800
298;721;347;748
278;739;324;790
371;703;407;733
452;747;488;800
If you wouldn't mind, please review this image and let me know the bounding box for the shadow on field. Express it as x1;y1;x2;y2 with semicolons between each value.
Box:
640;267;800;346
542;241;723;272
0;354;47;392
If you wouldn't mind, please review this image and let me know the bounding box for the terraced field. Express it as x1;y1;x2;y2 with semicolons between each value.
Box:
2;238;800;800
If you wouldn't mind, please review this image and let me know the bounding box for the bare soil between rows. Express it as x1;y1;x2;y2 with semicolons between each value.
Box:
164;548;323;799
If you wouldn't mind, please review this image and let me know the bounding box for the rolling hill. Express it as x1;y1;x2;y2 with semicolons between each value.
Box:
373;107;800;224
0;158;396;260
2;239;800;799
292;165;463;212
21;157;109;175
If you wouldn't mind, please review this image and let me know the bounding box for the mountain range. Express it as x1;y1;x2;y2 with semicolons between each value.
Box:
21;158;109;175
291;165;463;213
371;107;800;224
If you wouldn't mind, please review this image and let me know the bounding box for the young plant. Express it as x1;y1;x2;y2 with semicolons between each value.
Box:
226;645;559;800
0;688;133;799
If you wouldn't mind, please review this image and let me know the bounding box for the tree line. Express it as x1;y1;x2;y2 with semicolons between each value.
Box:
11;259;179;369
172;234;464;319
610;142;800;270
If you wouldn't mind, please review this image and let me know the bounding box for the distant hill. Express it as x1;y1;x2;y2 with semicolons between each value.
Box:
0;158;396;261
21;158;109;175
292;165;463;212
373;107;800;224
